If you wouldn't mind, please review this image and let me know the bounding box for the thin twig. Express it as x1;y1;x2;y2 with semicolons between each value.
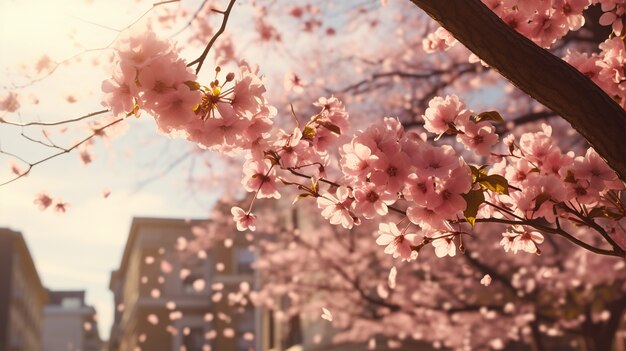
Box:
0;109;109;127
0;117;124;187
187;0;237;75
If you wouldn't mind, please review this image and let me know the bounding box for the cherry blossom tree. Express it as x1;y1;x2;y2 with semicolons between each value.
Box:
190;199;626;351
1;0;626;349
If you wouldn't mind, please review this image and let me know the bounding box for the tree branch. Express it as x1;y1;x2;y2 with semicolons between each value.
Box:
409;0;626;181
0;117;124;186
0;109;108;127
187;0;237;75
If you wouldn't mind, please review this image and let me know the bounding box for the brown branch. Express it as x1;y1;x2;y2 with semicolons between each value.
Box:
558;203;625;255
469;217;623;258
0;109;108;127
187;0;237;75
0;117;124;187
409;0;626;181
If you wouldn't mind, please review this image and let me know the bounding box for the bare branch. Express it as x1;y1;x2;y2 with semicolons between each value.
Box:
0;117;124;187
187;0;238;75
0;109;108;127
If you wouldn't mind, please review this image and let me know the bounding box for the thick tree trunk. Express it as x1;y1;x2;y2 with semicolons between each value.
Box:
409;0;626;181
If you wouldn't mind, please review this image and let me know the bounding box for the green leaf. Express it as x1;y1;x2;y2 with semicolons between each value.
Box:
318;121;341;135
479;174;509;195
125;103;140;118
184;80;201;91
302;126;317;139
469;165;480;182
533;193;552;211
292;193;311;204
476;111;505;123
310;177;319;193
463;189;485;228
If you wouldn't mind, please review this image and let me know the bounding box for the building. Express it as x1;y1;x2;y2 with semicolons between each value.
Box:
0;228;48;351
108;217;260;351
42;290;101;351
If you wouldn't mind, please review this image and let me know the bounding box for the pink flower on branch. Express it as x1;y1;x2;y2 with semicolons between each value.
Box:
242;159;280;199
352;183;396;219
500;225;544;254
431;235;457;258
376;222;418;259
422;95;471;135
231;206;257;232
316;186;356;229
340;142;378;180
457;121;499;156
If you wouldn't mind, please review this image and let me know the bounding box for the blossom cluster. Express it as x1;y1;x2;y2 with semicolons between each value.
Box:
100;32;625;264
423;0;595;52
101;29;275;152
484;0;591;48
226;92;624;260
101;30;198;121
566;36;626;108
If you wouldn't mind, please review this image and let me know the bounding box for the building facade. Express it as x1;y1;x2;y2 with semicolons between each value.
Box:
42;290;101;351
108;217;260;351
0;228;48;351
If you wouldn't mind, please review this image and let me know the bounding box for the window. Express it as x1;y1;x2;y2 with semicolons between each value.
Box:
235;248;255;274
61;297;81;308
236;308;255;351
180;257;209;294
182;327;205;351
182;274;204;294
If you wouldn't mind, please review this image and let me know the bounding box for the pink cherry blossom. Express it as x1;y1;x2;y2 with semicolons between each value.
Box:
572;148;618;190
340;142;378;179
412;144;459;178
500;225;544;254
352;183;396;219
457;121;499;156
375;222;418;259
152;84;202;134
434;165;472;217
0;92;20;112
316;186;355;229
403;173;437;207
34;192;53;211
513;173;567;222
422;27;457;53
422;95;471;135
231;206;257;231
242;159;281;199
406;205;447;230
432;236;457;258
370;150;411;193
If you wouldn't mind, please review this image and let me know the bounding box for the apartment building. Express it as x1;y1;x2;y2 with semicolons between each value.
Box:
108;217;260;351
42;290;101;351
0;228;48;351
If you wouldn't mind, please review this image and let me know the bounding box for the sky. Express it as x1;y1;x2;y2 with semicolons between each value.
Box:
0;0;225;338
